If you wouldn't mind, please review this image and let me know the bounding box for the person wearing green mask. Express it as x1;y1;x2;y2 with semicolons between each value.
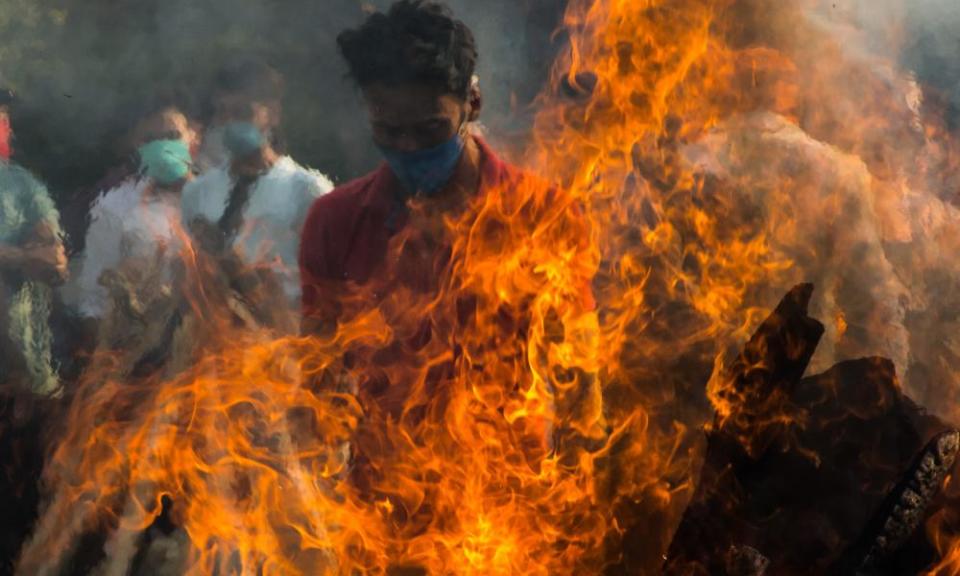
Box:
64;104;198;324
181;58;332;315
0;85;68;396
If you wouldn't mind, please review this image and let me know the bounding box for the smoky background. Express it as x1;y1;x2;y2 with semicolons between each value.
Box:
0;0;566;249
902;0;960;129
0;0;958;241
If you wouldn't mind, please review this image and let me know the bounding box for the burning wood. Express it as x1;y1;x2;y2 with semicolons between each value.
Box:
5;0;960;574
837;430;960;574
664;285;959;574
725;545;770;576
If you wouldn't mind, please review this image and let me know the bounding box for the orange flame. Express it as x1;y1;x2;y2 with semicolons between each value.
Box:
17;0;960;573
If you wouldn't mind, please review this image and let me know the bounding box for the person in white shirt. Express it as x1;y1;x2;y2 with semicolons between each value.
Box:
65;105;198;321
181;58;332;306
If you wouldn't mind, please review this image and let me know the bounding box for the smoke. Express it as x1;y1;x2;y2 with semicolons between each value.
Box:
817;0;960;420
902;0;960;128
677;0;960;422
0;0;565;247
1;0;957;425
6;0;960;572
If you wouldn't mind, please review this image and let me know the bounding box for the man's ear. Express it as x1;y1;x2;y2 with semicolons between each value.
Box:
467;81;482;122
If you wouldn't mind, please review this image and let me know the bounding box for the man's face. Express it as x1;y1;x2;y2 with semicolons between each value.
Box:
363;83;474;153
212;91;280;134
132;108;198;152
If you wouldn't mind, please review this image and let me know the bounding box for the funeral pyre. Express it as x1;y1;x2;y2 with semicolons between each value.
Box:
7;0;960;574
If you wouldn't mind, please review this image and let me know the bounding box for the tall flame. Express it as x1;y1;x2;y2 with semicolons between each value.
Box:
16;0;960;573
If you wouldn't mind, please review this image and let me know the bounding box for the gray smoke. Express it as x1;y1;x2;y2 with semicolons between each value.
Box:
902;0;960;127
0;0;565;246
848;0;960;125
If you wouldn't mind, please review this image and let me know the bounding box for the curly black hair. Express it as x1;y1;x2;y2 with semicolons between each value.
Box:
337;0;478;97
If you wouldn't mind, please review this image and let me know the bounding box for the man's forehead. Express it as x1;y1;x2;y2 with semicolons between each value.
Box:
363;83;461;120
215;92;277;114
146;109;184;129
132;109;189;144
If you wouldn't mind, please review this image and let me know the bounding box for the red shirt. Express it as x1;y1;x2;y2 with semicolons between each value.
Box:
299;137;515;328
299;138;600;446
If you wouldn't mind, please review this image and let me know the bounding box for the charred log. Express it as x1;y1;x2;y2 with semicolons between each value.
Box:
663;284;954;575
833;429;960;575
725;545;770;576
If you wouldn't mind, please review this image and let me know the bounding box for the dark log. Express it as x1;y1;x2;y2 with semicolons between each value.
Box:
663;284;954;575
833;430;960;574
725;545;770;576
710;282;824;458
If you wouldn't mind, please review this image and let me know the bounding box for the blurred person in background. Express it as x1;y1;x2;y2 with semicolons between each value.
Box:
0;82;68;396
59;103;201;380
64;103;198;323
181;58;332;325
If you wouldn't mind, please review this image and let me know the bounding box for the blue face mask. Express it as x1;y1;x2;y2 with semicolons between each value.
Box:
222;121;265;158
378;132;466;196
138;139;192;186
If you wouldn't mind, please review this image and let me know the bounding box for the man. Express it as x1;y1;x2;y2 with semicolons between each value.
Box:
182;58;332;316
300;1;605;445
0;86;68;395
66;104;198;322
299;0;486;332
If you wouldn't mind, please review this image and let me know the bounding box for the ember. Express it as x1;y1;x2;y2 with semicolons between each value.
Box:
2;0;960;574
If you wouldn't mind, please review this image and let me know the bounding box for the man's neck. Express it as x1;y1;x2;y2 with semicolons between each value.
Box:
147;179;187;198
150;178;189;195
441;134;482;199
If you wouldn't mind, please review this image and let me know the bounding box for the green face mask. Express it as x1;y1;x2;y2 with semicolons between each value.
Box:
138;139;192;186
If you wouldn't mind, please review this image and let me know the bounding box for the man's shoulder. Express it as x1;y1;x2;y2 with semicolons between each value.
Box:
0;162;47;196
305;168;383;224
181;166;230;221
300;169;385;276
90;178;140;217
183;165;229;195
326;168;383;201
271;156;334;196
475;136;539;192
0;162;57;217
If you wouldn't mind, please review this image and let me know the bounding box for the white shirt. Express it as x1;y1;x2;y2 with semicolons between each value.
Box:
194;126;227;173
66;178;182;318
180;156;332;301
